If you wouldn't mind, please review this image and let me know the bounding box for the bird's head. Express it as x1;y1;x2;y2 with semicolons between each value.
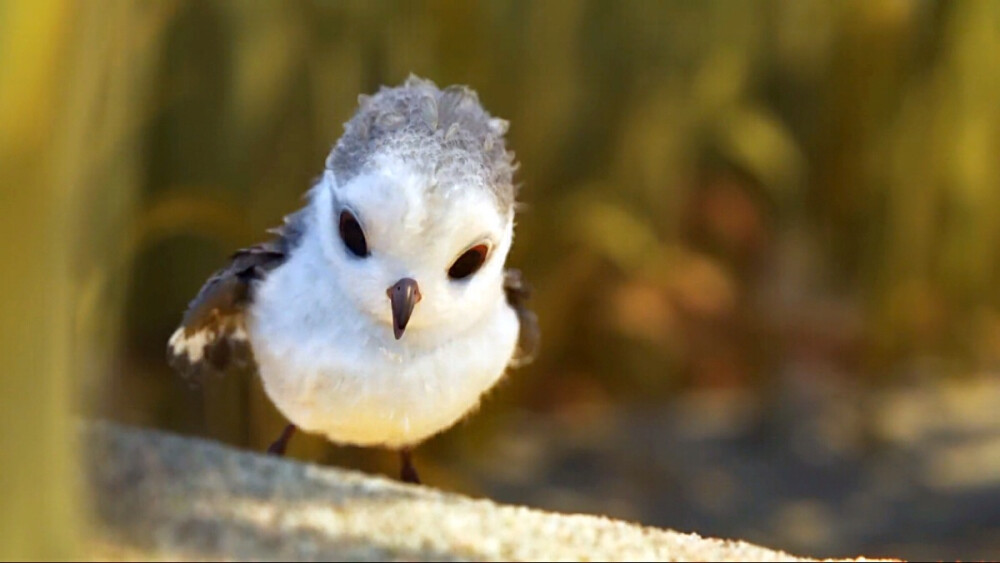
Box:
312;76;518;341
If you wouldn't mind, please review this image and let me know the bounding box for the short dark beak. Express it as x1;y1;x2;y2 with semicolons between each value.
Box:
386;278;421;340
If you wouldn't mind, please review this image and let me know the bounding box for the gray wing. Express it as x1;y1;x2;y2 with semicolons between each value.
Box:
166;210;306;382
503;269;540;368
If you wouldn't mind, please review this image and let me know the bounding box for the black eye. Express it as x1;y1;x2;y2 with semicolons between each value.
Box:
339;210;369;257
448;244;489;280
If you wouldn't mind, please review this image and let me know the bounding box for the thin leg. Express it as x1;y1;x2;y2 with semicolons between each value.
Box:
266;424;297;456
400;448;421;484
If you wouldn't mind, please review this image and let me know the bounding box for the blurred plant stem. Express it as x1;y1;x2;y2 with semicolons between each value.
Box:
0;0;170;556
0;0;81;558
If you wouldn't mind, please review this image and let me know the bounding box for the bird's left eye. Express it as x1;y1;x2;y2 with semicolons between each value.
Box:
448;244;490;280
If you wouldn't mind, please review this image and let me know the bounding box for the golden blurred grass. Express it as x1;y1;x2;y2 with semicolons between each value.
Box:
1;0;81;557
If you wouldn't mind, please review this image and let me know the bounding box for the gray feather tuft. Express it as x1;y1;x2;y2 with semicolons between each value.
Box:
488;118;509;136
375;111;405;131
328;75;518;211
418;93;438;129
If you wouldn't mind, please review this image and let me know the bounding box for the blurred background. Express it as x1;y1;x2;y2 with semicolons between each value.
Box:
5;0;1000;559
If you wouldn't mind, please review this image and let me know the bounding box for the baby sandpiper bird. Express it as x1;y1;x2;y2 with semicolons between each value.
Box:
167;76;539;484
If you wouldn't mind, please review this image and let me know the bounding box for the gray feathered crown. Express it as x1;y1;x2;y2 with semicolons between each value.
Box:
326;75;518;211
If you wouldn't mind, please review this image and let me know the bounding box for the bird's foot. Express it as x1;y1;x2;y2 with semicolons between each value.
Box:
400;448;421;484
266;424;297;456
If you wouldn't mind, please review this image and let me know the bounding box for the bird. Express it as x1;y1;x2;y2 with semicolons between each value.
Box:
166;75;539;484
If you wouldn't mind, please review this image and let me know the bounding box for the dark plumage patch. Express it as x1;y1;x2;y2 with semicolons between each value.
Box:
166;210;306;382
503;269;540;368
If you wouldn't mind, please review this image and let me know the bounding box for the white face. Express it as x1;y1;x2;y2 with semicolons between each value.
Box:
313;156;514;339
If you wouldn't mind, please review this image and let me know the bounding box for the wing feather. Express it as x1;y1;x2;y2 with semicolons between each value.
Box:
167;210;306;381
503;269;540;368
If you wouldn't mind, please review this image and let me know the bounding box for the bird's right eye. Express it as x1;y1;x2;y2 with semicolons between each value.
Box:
339;210;369;258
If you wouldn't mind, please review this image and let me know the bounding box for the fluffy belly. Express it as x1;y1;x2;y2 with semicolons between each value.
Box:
249;302;519;448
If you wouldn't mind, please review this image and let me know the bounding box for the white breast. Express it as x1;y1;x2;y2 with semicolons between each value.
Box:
246;235;520;448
